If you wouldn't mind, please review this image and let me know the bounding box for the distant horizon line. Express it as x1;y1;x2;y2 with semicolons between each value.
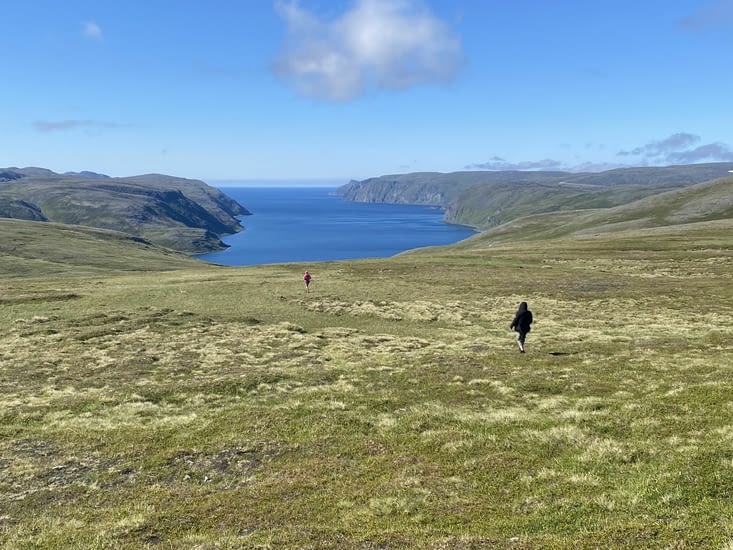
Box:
205;160;733;186
207;178;347;188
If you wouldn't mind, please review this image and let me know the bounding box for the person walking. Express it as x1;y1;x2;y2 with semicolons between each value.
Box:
510;301;533;353
303;270;312;293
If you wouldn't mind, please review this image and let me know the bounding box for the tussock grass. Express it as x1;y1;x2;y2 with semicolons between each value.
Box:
1;227;733;548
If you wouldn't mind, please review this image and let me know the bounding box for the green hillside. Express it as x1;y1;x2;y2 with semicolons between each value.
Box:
335;171;555;205
0;218;203;277
338;163;733;229
0;168;250;253
1;201;733;547
454;175;733;246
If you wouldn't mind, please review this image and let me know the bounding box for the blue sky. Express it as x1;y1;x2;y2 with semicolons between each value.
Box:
2;0;733;184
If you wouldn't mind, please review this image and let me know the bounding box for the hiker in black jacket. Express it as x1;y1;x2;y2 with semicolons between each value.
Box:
510;301;533;353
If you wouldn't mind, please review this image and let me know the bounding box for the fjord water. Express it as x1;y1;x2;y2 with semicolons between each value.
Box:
197;187;475;266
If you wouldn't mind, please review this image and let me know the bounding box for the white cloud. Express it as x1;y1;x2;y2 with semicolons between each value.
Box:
34;120;124;132
618;133;733;163
465;158;564;171
83;21;103;40
618;133;700;158
679;0;733;31
668;142;733;163
465;132;733;174
273;0;465;101
465;157;635;173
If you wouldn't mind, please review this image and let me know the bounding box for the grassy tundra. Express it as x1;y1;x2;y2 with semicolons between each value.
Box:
1;217;732;548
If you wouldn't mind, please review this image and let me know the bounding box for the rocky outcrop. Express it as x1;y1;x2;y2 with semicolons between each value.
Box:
336;172;494;207
0;199;48;221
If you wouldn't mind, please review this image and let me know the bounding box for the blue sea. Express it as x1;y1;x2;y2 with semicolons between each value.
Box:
196;187;475;266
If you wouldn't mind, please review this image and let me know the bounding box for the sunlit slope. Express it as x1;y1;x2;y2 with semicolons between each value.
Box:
1;176;732;548
338;163;733;229
454;175;733;247
0;218;204;278
1;227;732;548
0;169;249;253
4;174;732;279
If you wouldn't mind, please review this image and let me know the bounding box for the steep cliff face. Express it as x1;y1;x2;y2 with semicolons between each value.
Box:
0;168;251;253
120;174;248;232
338;178;447;205
336;172;494;207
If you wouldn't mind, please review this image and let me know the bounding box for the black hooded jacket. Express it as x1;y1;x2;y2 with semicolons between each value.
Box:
510;302;533;333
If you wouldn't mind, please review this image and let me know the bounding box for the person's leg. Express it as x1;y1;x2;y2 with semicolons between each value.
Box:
517;331;526;352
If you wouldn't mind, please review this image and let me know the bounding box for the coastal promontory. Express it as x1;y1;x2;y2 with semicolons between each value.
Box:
336;163;733;229
0;168;250;253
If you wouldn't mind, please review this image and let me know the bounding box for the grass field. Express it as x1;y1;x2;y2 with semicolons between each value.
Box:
1;224;732;548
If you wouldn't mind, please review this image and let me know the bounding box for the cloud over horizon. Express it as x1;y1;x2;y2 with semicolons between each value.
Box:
679;0;733;31
82;21;103;40
464;158;630;173
618;133;733;164
273;0;465;101
34;120;123;132
465;157;564;171
465;132;733;174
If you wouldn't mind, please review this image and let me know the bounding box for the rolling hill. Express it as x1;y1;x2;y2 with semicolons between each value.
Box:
2;164;733;548
337;163;733;229
1;205;732;548
453;174;733;247
0;218;204;277
0;168;250;253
